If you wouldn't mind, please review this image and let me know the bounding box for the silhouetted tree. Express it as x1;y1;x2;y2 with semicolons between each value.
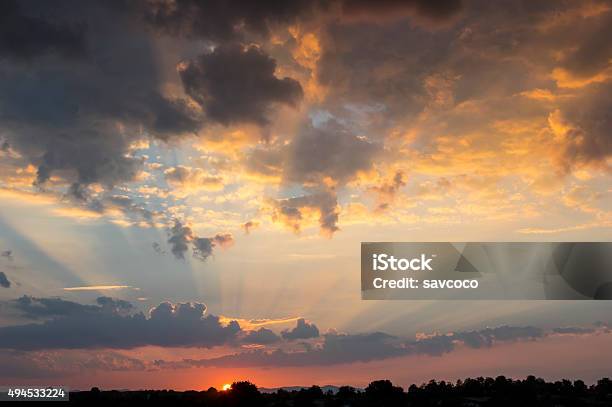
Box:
66;375;612;406
226;381;262;407
365;379;404;405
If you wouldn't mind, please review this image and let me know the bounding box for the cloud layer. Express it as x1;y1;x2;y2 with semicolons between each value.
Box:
0;296;240;350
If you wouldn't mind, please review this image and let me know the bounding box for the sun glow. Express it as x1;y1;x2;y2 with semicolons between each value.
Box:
222;384;231;391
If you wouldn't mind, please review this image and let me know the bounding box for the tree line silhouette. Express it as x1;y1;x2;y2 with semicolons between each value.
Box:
68;376;612;406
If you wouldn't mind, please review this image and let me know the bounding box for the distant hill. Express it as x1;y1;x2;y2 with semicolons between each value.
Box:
259;385;345;394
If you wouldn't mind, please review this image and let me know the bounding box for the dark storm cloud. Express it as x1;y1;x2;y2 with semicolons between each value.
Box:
0;1;200;190
560;11;612;78
281;318;320;340
0;297;240;350
317;23;448;126
0;0;86;61
556;82;612;169
315;0;567;135
242;328;281;345
134;0;462;41
166;220;234;261
0;272;11;288
179;44;303;126
339;0;463;23
134;0;322;42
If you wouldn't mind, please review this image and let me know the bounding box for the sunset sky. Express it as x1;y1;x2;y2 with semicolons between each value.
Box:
1;0;612;390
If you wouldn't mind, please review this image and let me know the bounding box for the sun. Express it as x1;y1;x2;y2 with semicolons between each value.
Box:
221;383;231;391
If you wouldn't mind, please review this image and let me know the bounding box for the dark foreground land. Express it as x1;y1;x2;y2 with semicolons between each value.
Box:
58;376;612;406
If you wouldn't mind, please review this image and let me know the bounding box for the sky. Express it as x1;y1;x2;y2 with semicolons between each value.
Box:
0;0;612;390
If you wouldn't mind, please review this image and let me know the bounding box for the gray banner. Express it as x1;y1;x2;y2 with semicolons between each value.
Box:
361;242;612;300
0;387;69;402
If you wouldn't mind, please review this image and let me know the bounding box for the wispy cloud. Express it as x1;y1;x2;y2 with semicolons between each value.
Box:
63;285;135;291
219;316;302;330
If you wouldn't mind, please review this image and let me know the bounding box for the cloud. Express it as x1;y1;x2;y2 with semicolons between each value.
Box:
242;220;260;234
0;272;11;288
246;120;380;234
244;145;284;180
242;328;281;345
0;297;240;350
133;0;321;42
7;296;132;320
281;318;320;340
212;233;234;247
0;295;602;368
103;195;156;223
369;170;407;211
0;349;147;378
78;351;147;372
166;220;234;261
553;327;596;335
191;237;215;261
164;166;224;192
285;121;381;185
0;1;200;194
0;0;86;61
49;186;158;226
155;331;406;369
179;44;303;126
453;326;543;349
154;324;572;369
1;0;612;241
133;0;463;43
0;350;63;379
167;221;193;260
1;250;12;260
219;316;302;330
152;242;165;255
271;189;340;236
193;234;235;261
339;0;463;24
551;82;612;170
562;185;602;213
560;11;612;78
63;285;133;292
